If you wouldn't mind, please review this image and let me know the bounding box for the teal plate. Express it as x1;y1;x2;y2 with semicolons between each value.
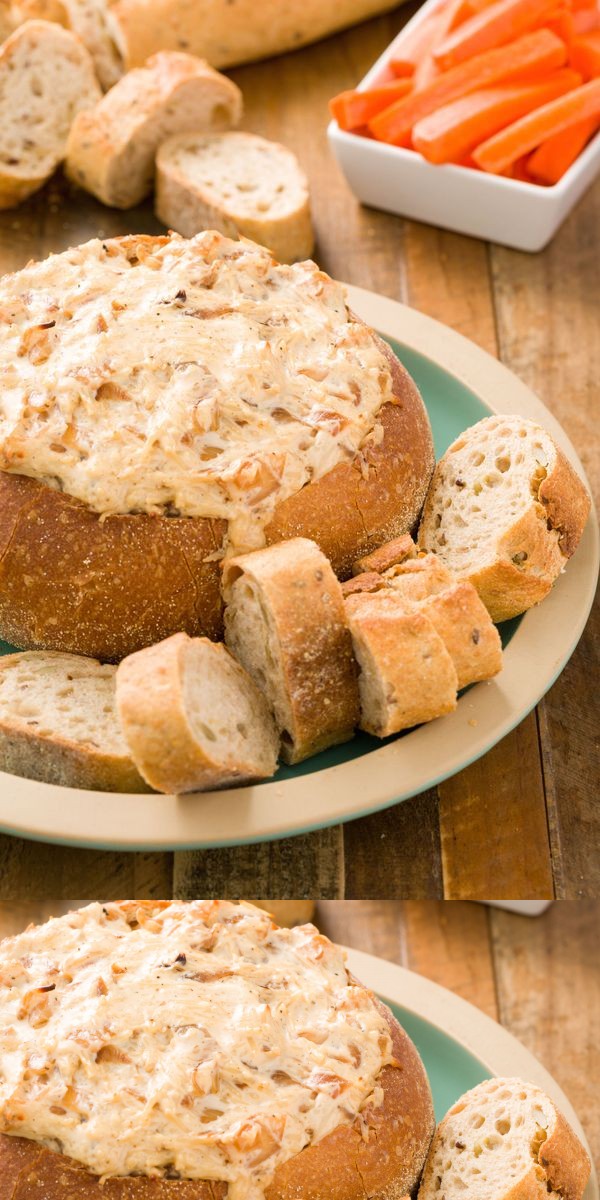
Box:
0;291;597;848
388;1002;491;1119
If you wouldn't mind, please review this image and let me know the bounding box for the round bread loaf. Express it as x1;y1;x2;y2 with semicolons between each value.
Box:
0;900;435;1199
0;232;434;662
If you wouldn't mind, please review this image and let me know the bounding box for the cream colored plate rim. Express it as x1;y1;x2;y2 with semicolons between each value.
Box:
0;288;597;848
344;946;598;1198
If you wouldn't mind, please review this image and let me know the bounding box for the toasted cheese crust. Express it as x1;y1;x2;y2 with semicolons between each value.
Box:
0;232;394;553
0;902;392;1198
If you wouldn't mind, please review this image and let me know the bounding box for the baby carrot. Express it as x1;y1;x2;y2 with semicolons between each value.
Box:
528;113;600;179
329;80;413;130
573;8;600;33
369;29;567;145
389;8;446;76
433;0;558;71
569;30;600;77
473;77;600;171
412;69;581;162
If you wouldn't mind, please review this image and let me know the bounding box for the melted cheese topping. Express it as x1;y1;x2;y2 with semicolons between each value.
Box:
0;901;392;1198
0;232;394;551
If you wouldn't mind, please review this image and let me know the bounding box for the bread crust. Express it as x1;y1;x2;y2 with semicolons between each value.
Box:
107;0;401;72
419;426;590;623
0;327;433;662
0;984;434;1200
0;721;150;793
116;632;278;791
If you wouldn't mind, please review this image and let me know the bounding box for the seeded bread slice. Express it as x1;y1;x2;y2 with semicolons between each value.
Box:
65;51;242;207
116;632;279;793
344;590;458;737
0;650;149;791
0;19;101;210
419;415;591;622
15;0;123;88
155;130;314;264
418;1077;591;1200
222;537;360;763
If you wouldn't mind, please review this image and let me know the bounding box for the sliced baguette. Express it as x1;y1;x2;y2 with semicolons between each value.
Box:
419;414;591;622
418;1077;591;1200
0;19;101;210
15;0;123;88
116;632;279;793
65;51;242;207
222;537;359;763
0;650;149;792
353;532;418;575
344;590;458;737
155;130;314;264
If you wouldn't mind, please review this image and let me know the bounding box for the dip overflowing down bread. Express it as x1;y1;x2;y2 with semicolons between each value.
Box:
0;900;435;1198
0;231;434;661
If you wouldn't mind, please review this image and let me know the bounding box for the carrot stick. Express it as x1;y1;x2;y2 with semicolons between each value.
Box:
369;29;567;145
473;77;600;171
573;8;600;33
413;0;467;90
412;69;581;162
571;0;597;12
528;113;600;179
570;30;600;76
545;9;575;44
433;0;559;70
389;8;447;76
329;80;413;131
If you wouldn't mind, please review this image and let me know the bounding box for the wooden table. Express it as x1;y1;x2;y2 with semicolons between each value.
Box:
0;900;597;1169
0;4;598;901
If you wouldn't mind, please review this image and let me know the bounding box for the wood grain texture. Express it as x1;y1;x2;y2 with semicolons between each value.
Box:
173;827;344;900
0;835;173;900
0;3;596;899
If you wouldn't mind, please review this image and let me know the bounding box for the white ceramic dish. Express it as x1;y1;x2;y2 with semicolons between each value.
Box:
0;287;597;850
346;946;598;1199
327;0;600;251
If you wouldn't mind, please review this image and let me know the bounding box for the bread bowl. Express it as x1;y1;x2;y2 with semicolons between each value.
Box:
0;900;436;1198
0;230;434;662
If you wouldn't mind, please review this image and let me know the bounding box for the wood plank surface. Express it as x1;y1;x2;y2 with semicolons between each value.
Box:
0;3;597;899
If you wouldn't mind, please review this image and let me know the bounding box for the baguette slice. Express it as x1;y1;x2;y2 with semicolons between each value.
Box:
0;19;101;210
419;415;591;622
15;0;123;88
418;1077;591;1200
419;582;502;690
353;532;418;575
0;650;149;792
344;590;458;737
65;51;242;207
155;130;314;264
222;537;360;763
116;632;279;793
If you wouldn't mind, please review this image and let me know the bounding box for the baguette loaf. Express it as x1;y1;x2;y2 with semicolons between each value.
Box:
0;19;101;210
222;538;360;763
344;590;458;736
418;1077;591;1200
0;231;434;661
0;900;435;1199
0;650;149;791
419;415;591;622
116;632;279;793
65;52;242;207
105;0;402;73
15;0;123;87
156;131;314;264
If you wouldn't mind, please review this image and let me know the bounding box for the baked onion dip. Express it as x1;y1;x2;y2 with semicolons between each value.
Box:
0;232;395;552
0;900;393;1197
